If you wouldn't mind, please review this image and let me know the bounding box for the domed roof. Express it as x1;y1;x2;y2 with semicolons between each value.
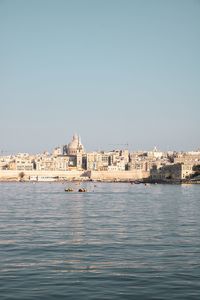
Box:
66;133;84;155
68;134;79;150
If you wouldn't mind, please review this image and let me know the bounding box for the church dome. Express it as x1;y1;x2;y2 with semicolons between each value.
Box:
68;134;79;150
67;134;84;155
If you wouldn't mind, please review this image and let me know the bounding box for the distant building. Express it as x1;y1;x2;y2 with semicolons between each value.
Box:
147;147;163;159
0;133;199;178
0;155;12;170
86;152;109;171
150;163;194;182
128;150;166;172
63;134;84;156
62;134;85;169
9;158;34;171
174;151;200;165
52;147;62;157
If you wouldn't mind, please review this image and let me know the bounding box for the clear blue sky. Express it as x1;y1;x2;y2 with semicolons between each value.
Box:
0;0;199;154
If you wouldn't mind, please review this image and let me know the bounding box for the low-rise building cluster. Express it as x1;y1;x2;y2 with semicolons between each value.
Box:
0;134;200;182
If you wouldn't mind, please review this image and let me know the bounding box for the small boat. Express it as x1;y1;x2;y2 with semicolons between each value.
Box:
65;188;74;192
78;188;87;192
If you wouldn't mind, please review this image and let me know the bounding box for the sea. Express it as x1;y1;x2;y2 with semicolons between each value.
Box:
0;182;200;300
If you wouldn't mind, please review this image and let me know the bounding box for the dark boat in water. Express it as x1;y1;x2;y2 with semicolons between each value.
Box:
65;188;74;192
78;188;87;192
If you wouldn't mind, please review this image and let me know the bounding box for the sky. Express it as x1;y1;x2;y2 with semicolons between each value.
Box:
0;0;200;154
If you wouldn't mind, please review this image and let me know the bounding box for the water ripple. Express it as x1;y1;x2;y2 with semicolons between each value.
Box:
0;182;200;299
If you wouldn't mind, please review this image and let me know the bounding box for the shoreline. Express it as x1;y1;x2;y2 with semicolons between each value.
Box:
0;170;199;184
0;178;199;184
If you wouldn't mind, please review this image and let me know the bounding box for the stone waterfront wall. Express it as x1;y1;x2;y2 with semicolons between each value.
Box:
0;170;85;181
89;170;150;181
0;170;150;181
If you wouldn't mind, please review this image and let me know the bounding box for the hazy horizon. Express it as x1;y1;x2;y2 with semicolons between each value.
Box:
1;0;199;154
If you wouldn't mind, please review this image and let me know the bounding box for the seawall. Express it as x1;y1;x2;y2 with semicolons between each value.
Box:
0;170;85;181
89;170;149;181
0;170;150;182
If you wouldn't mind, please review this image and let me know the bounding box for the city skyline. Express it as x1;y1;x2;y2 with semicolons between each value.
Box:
1;131;200;156
0;0;200;153
1;131;199;183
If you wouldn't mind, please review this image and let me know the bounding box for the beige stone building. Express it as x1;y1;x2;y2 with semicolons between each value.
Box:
174;151;200;165
86;152;109;171
128;149;168;172
62;134;85;169
8;158;34;171
35;155;70;171
0;155;12;170
150;163;194;182
52;147;62;157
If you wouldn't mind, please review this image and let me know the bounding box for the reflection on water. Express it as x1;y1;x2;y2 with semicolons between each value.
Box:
0;182;200;299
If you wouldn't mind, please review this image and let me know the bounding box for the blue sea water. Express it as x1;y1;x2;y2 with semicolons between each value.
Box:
0;182;200;299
